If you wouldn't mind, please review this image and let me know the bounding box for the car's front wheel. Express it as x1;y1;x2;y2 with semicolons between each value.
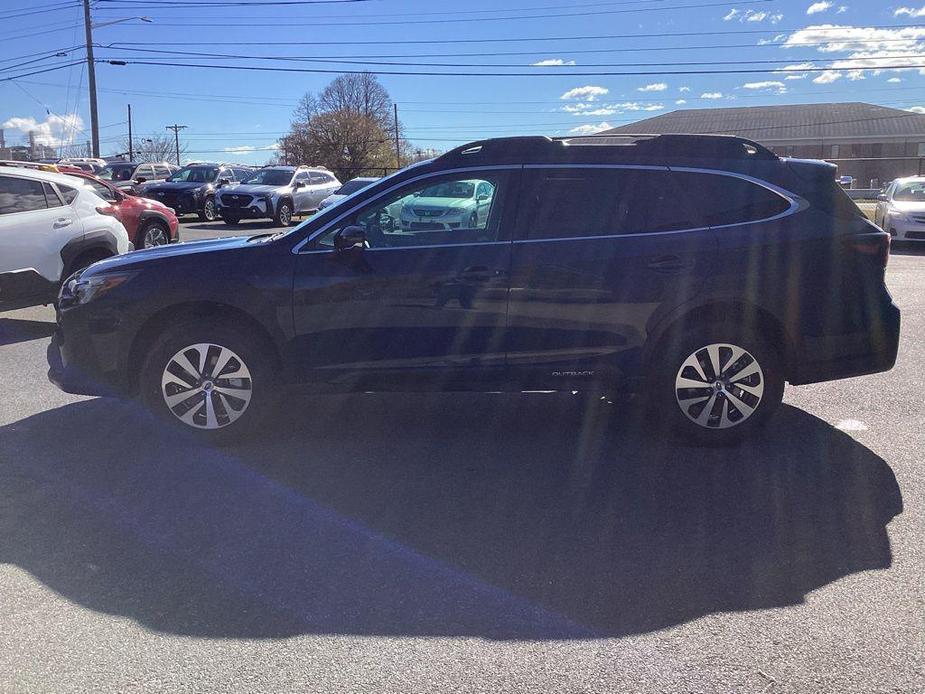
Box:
221;212;240;226
198;197;218;222
138;219;170;248
651;325;784;445
273;200;293;227
140;319;276;443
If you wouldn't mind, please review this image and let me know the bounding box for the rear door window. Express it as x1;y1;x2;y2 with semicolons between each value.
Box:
0;176;49;214
669;170;792;227
521;167;697;239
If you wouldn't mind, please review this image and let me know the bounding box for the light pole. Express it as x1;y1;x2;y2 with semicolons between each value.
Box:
82;1;151;158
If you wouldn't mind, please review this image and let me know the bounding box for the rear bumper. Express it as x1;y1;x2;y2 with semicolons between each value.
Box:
789;301;900;385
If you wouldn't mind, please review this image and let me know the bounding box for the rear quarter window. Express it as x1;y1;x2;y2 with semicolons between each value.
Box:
670;171;792;227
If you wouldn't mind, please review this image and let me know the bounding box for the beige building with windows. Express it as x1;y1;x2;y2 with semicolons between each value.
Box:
604;102;925;187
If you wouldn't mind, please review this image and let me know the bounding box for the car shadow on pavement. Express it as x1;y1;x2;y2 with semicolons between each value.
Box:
0;317;56;347
0;394;902;640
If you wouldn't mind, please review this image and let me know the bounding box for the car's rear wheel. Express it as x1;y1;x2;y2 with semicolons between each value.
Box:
273;200;292;227
198;197;218;222
140;319;276;444
650;325;784;445
138;219;170;248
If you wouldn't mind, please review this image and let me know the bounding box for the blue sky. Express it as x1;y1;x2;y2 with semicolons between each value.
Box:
2;0;925;165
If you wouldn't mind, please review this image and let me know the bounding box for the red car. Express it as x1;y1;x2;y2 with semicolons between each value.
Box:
58;168;179;249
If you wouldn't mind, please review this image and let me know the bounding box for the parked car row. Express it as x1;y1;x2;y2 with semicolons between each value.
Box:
873;176;925;241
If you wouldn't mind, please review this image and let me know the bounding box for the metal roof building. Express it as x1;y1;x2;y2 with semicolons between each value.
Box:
603;102;925;187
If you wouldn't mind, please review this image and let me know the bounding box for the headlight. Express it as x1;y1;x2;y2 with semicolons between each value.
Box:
890;209;913;224
59;271;137;308
443;207;466;217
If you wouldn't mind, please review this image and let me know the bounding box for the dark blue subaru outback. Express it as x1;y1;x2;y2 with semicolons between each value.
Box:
48;135;900;444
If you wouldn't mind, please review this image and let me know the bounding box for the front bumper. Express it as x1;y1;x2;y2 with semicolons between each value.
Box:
789;300;901;385
47;330;123;397
887;217;925;241
144;191;200;216
216;197;273;220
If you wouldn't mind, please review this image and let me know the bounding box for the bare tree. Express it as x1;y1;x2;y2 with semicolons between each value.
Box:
117;132;187;163
280;73;413;180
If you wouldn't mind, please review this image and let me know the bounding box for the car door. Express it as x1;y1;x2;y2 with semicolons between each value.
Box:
0;174;80;304
505;165;716;390
292;172;311;213
308;172;337;210
289;168;519;388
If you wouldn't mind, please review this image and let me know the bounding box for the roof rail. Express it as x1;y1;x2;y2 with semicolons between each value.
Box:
435;133;777;164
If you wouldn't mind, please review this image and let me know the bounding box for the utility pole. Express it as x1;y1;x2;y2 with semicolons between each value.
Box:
165;124;186;165
127;104;133;161
82;0;99;158
393;103;400;171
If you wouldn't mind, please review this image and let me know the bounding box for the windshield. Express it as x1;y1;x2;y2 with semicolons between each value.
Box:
419;181;474;199
97;164;135;181
242;169;294;186
168;166;218;183
892;181;925;202
336;179;376;196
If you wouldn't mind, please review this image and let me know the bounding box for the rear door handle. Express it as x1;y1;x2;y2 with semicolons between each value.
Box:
646;255;690;273
53;218;73;229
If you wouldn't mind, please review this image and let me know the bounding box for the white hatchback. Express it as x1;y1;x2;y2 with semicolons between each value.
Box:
0;166;131;310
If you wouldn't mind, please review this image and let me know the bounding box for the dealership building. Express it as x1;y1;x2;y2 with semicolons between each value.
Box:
604;102;925;187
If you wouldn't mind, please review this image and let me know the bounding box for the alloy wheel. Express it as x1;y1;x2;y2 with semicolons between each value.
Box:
278;204;292;225
143;224;169;248
160;343;253;430
203;199;217;221
674;342;764;430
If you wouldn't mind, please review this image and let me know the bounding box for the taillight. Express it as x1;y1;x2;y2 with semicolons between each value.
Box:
846;233;890;268
96;204;117;216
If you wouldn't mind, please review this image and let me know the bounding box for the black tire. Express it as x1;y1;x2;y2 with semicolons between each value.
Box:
649;324;784;446
65;249;111;281
136;219;170;249
139;318;277;445
198;197;218;222
221;212;241;226
468;212;478;229
273;199;293;227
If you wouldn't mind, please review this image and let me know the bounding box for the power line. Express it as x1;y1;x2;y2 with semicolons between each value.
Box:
107;58;925;78
86;0;785;28
97;46;925;69
0;60;86;83
97;0;381;5
102;22;925;45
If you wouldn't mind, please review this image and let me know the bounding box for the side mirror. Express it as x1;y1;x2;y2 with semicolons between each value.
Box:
476;193;488;202
877;193;888;202
334;225;367;251
294;181;305;189
218;177;231;187
135;176;147;184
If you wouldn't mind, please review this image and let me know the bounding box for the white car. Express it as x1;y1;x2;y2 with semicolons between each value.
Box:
874;176;925;241
0;166;132;311
398;179;494;231
318;176;379;210
215;166;340;226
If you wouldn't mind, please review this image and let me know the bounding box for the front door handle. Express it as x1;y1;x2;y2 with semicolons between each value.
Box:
646;255;690;273
53;218;73;229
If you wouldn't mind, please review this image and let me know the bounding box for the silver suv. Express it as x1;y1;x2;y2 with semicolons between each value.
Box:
215;166;340;226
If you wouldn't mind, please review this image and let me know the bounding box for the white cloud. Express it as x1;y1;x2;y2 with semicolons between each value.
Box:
785;73;807;79
782;24;925;82
813;69;842;83
679;86;691;92
837;5;847;12
907;106;925;113
223;144;279;153
638;82;668;92
675;99;688;105
569;121;613;135
888;76;902;82
895;5;925;17
724;8;783;23
701;92;724;99
806;1;833;14
560;85;609;101
742;80;788;93
532;58;576;66
561;101;664;115
1;113;84;148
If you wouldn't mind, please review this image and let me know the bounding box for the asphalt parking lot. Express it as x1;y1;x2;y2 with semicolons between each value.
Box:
0;246;923;693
